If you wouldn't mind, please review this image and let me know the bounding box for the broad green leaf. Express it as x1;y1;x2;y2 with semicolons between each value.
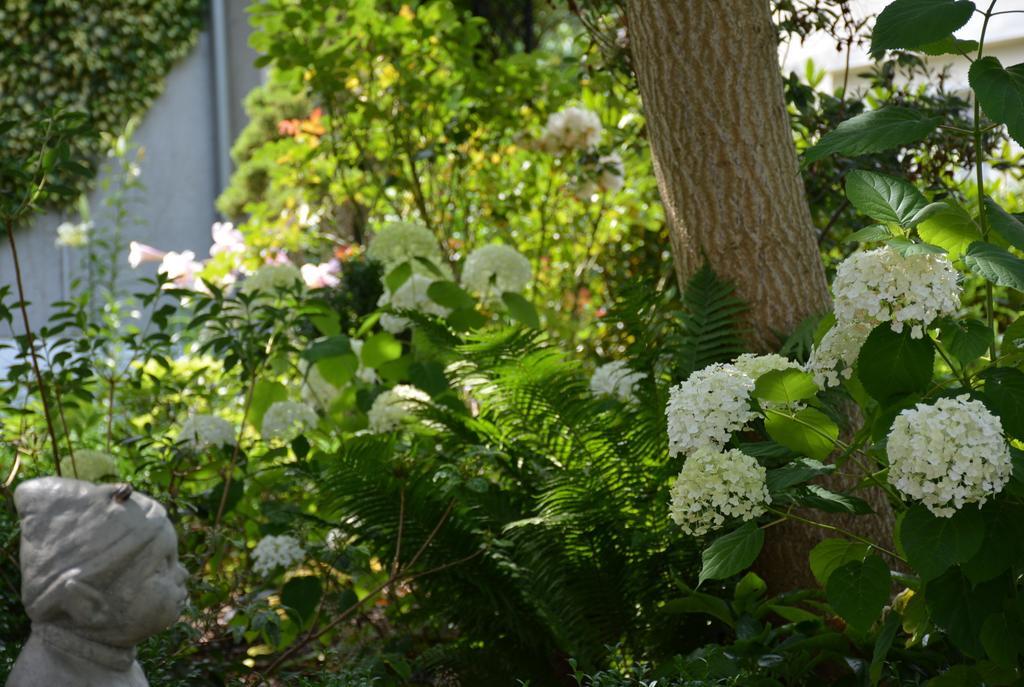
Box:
446;307;487;331
752;368;818;404
803;107;941;163
979;367;1024;440
249;380;289;431
662;592;735;628
766;458;834;494
963;241;1024;292
826;555;891;631
870;610;901;686
984;197;1024;251
918;36;979;56
384;261;413;293
916;200;982;258
870;0;975;58
899;505;984;581
845;170;928;227
764;407;839;461
281;576;322;625
926;567;1004;657
981;613;1021;668
845;224;892;244
501;292;540;329
969;57;1024;146
698;522;765;586
938;318;992;366
809;538;871;586
962;505;1024;583
793;485;874;514
885;238;947;256
1003;317;1024;357
426;280;477;310
857;325;934;403
315;354;358;388
303;336;352;362
733;571;767;604
361;332;402;368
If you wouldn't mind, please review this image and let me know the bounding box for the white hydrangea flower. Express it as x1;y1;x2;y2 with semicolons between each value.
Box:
60;450;118;482
887;395;1011;517
367;384;430;433
666;363;756;458
596;153;624;193
177;414;236;451
366;222;443;272
377;274;450;333
541;106;603;152
251;534;306;576
806;320;874;388
261;401;318;442
460;244;532;303
55;221;92;248
589;360;645;403
732;353;801;381
669;447;771;537
832;247;961;338
240;263;303;295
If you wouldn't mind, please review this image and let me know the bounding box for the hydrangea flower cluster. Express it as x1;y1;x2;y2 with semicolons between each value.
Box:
806;321;874;388
251;534;306;576
177;414;236;451
240;263;304;295
368;385;431;433
366;222;444;273
732;353;801;380
832;247;960;338
55;221;92;248
261;401;318;442
460;244;532;303
301;360;342;410
887;395;1011;517
378;274;451;333
589;360;646;403
540;106;603;152
669;447;771;536
60;450;118;482
665;363;756;458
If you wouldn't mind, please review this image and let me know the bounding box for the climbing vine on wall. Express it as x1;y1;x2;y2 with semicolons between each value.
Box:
0;0;206;206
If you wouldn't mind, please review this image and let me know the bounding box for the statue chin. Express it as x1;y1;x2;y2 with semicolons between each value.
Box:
6;478;189;687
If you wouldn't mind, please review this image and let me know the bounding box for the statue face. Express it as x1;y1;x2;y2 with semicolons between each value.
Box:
103;520;188;646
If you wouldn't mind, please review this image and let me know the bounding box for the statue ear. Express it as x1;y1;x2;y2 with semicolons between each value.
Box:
62;578;112;627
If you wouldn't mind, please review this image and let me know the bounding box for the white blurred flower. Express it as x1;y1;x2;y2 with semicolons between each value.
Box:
177;414;236;451
60;449;117;482
669;447;770;537
806;320;874;388
596;153;624;193
251;534;306;576
55;221;92;248
460;244;532;303
129;241;166;268
541;106;603;152
590;360;645;403
887;395;1011;517
732;353;801;381
377;274;450;333
665;363;755;458
301;260;341;289
366;222;443;272
210;221;245;256
159;250;203;289
832;246;961;338
367;384;430;433
261;401;318;442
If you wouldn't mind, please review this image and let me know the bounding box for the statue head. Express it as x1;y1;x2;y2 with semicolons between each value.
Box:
13;477;188;647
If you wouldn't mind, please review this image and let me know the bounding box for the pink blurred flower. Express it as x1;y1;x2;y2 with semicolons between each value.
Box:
128;241;166;269
159;250;203;289
210;221;245;257
301;260;341;289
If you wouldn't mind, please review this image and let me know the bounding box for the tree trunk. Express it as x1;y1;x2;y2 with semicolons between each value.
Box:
626;0;830;351
627;0;895;590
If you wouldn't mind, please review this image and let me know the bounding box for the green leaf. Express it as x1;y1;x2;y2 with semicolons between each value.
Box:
845;224;893;244
303;336;352;362
803;107;941;163
857;325;934;403
969;57;1024;146
963;241;1024;292
446;307;487;331
766;458;834;494
281;576;322;626
315;355;358;388
885;238;947;256
793;485;874;514
845;170;929;227
1002;316;1024;358
809;538;871;586
733;571;767;604
899;505;985;581
916;200;982;258
826;555;891;632
870;0;975;58
870;611;902;686
361;332;403;368
918;36;979;56
426;280;477;310
926;567;1004;657
764;408;839;461
981;612;1021;668
662;592;735;628
501;291;540;329
938;318;992;366
984;197;1024;251
384;262;413;293
962;505;1024;583
979;367;1024;441
698;522;765;586
249;380;289;431
752;368;818;404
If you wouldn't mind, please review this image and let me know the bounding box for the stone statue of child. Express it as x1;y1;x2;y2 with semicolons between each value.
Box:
7;477;188;687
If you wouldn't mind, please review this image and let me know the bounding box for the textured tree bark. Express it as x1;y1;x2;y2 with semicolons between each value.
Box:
626;0;830;351
627;0;895;590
